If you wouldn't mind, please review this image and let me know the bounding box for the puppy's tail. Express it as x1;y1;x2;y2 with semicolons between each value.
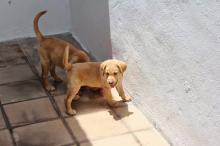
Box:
33;10;47;41
63;45;72;71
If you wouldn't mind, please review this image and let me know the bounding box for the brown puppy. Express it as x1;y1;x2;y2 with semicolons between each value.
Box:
63;46;132;115
33;11;90;91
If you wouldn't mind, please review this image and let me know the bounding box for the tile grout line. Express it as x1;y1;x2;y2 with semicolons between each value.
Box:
0;100;17;146
0;78;38;87
127;85;173;146
125;89;173;146
75;128;150;145
110;106;143;146
18;43;80;146
11;117;60;129
0;127;7;131
2;95;48;106
132;101;173;146
61;143;77;146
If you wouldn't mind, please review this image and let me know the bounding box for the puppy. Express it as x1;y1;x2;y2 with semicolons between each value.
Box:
33;11;90;91
63;45;132;115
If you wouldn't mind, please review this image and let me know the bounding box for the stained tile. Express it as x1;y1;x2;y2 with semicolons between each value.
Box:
0;129;13;146
4;98;57;126
51;81;67;96
0;42;26;67
17;37;39;66
0;109;6;130
13;120;74;146
0;64;36;84
0;80;46;104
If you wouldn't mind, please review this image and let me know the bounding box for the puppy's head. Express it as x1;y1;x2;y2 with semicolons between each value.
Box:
101;59;127;88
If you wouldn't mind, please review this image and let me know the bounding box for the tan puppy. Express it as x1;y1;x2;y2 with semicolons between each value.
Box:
33;11;90;91
63;46;132;115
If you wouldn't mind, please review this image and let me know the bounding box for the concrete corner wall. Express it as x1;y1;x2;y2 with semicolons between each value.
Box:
0;0;112;61
69;0;112;61
109;0;220;146
0;0;71;42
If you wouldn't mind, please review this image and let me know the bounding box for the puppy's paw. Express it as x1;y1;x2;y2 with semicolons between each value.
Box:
108;100;124;107
73;94;80;101
66;109;77;116
45;84;56;91
123;96;132;102
54;77;63;83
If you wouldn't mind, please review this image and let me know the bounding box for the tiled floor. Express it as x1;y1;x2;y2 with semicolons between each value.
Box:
0;33;170;146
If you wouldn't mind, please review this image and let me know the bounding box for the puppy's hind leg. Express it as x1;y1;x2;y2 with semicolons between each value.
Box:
41;60;55;91
65;86;80;115
103;88;123;107
50;64;63;82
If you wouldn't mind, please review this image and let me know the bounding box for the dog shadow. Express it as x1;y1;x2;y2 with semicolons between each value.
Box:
70;87;134;121
108;103;134;121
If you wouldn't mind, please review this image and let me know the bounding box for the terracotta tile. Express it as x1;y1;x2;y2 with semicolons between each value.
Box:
33;61;41;74
49;76;67;96
0;109;6;130
0;64;36;84
18;37;39;66
134;130;170;146
4;98;58;126
0;129;13;146
13;120;74;146
0;43;26;67
113;104;153;131
54;93;108;117
0;80;47;104
81;134;139;146
66;110;129;142
54;95;68;117
35;62;67;96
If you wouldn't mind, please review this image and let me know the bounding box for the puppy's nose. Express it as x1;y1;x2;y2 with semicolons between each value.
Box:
108;81;114;84
108;81;114;85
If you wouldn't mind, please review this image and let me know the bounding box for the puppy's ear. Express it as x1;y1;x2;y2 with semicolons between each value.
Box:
116;60;127;73
63;45;72;71
100;62;107;76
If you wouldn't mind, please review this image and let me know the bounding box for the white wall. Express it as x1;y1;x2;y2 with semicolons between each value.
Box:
69;0;112;61
0;0;112;61
0;0;71;42
110;0;220;146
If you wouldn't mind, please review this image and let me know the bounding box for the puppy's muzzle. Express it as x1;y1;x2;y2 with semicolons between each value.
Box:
108;80;116;88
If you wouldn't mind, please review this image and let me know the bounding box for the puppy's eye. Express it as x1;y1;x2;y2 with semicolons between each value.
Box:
114;72;117;75
106;73;109;76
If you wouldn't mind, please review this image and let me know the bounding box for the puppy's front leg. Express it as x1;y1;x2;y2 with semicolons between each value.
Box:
65;86;80;115
116;83;132;102
103;88;123;107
